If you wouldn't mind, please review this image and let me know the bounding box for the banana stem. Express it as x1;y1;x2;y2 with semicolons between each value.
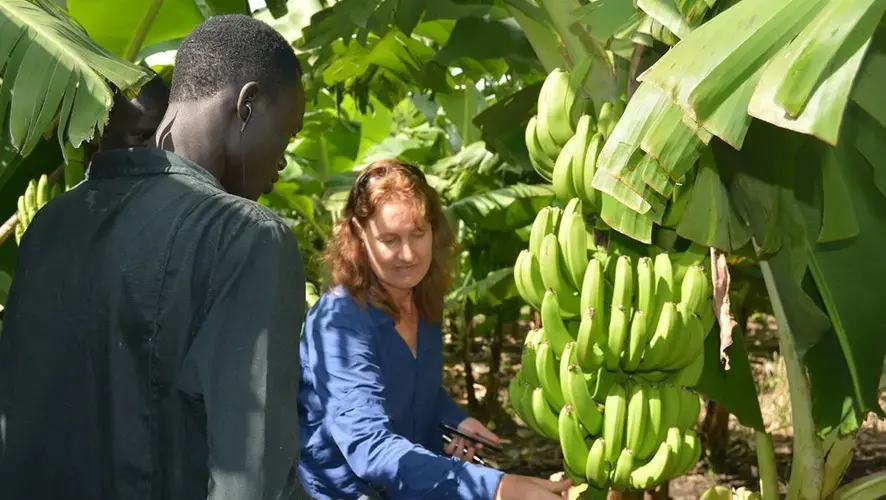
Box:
125;0;165;61
755;431;779;500
757;250;823;500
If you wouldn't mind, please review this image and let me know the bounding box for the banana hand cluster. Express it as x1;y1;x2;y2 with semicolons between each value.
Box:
524;69;624;212
700;485;763;500
510;194;721;492
15;174;63;245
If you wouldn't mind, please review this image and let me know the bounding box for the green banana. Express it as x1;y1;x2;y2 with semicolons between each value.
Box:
539;233;580;316
529;207;557;258
636;385;661;460
638;302;678;371
36;174;49;209
514;251;540;309
536;341;566;410
582;132;604;213
509;374;527;421
672;350;705;387
603;382;627;462
536;110;565;160
680;265;709;315
575;307;606;373
605;305;629;371
580;258;606;321
525;117;555;181
622;309;649;372
552;136;579;202
541;289;576;358
700;486;734;500
673;429;702;477
611;255;634;311
585;437;610;489
677;389;701;430
559;404;591;474
558;199;588;289
537;68;577;146
669;304;705;371
521;329;542;387
531;386;561;440
664;427;684;474
23;180;37;227
521;250;547;309
636;256;653;316
570;114;593;204
591;366;624;405
658;384;682;441
564;363;604;435
520;381;547;436
652;252;675;320
559;342;578;403
597;102;615;140
624;381;648;453
629;440;677;491
609;448;634;491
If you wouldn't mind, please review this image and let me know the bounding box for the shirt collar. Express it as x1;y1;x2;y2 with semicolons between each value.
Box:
86;147;225;191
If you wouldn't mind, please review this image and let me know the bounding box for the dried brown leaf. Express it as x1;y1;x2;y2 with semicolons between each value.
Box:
711;247;737;370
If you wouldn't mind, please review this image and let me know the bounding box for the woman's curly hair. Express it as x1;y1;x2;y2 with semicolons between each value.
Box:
322;159;455;323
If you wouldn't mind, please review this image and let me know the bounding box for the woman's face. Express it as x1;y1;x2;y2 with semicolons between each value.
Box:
357;197;434;294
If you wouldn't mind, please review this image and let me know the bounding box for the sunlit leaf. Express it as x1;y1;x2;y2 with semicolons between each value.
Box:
637;0;829;143
445;184;556;232
674;148;751;251
637;0;691;39
573;0;637;43
0;0;153;155
747;0;883;146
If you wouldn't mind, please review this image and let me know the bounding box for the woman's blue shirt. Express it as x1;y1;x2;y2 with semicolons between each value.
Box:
296;286;504;499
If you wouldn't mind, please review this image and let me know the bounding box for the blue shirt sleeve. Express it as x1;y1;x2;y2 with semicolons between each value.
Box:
311;296;504;500
437;386;469;428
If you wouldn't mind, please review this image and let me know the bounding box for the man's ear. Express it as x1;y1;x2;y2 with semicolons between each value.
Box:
236;81;259;123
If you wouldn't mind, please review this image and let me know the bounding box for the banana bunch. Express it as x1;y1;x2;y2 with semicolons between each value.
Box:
15;174;63;245
509;197;722;491
700;485;762;500
524;69;624;212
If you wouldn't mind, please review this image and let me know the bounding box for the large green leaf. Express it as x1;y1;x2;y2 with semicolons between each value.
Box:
696;325;765;431
436;85;488;149
0;0;153;154
445;183;555;232
720;112;886;431
472;82;542;175
803;106;886;429
66;0;211;59
432;16;539;70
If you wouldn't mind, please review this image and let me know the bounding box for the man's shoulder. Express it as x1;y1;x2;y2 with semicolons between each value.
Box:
185;191;295;246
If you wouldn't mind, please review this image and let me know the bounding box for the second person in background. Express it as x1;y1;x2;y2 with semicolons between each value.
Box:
296;159;572;499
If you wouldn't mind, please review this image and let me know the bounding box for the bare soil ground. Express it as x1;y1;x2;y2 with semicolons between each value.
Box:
443;314;886;499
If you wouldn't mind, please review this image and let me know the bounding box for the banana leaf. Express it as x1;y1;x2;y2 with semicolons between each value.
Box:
0;0;153;154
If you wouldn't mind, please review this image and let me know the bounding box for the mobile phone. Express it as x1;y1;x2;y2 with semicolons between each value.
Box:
441;434;491;467
439;423;503;453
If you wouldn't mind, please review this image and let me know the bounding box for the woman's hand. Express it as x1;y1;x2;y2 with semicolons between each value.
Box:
443;417;501;463
494;474;572;500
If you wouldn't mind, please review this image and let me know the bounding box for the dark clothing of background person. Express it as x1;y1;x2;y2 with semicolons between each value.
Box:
0;148;307;500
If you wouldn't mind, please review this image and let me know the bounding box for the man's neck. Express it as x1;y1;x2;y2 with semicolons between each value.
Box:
152;98;228;181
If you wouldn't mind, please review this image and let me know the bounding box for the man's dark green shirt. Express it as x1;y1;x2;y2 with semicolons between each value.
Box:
0;148;307;500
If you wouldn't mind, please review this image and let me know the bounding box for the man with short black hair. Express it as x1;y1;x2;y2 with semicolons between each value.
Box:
0;14;308;500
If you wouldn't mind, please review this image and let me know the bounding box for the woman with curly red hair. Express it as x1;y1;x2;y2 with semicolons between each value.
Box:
296;159;571;499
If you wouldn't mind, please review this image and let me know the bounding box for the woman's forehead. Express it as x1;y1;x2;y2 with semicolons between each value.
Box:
369;199;427;231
